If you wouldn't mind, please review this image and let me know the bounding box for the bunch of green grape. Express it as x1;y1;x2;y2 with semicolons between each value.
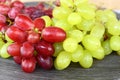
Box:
48;0;120;70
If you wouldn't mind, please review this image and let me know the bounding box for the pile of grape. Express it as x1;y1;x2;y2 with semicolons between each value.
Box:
0;0;120;73
53;0;120;70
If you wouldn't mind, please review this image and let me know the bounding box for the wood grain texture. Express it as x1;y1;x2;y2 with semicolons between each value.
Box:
0;53;120;80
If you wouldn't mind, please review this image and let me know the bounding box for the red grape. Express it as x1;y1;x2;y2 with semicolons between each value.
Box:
13;56;22;65
30;9;45;20
36;2;45;10
37;54;53;70
22;6;37;17
44;8;53;18
27;31;40;44
0;22;6;31
41;27;66;43
0;4;10;15
8;7;21;19
6;26;27;43
33;18;45;32
0;14;6;23
35;40;54;57
21;57;36;73
7;42;21;56
10;0;24;9
15;14;34;31
20;41;34;58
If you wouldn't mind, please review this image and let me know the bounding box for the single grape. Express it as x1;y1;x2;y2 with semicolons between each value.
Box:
41;16;52;27
71;45;84;62
76;19;95;31
0;4;10;15
67;30;83;42
110;36;120;51
102;40;112;55
0;42;12;58
35;40;54;57
37;54;53;70
90;23;105;40
41;27;66;43
7;42;21;56
11;0;24;9
53;6;72;20
67;12;82;25
107;20;120;36
8;7;21;19
79;50;93;68
27;31;40;44
15;14;35;31
20;41;34;58
82;35;101;51
53;42;64;57
54;51;71;70
55;19;73;31
77;4;95;20
6;26;27;43
21;57;36;73
0;14;6;23
33;17;45;32
90;47;105;60
13;56;22;65
63;37;78;52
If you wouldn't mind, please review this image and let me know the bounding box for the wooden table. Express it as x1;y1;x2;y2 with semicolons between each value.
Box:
0;53;120;80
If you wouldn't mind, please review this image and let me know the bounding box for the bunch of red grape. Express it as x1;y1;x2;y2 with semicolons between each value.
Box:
6;14;66;73
0;0;66;73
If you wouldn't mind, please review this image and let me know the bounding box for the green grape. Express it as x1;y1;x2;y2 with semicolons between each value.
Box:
60;0;74;8
67;30;83;42
67;12;82;25
79;50;93;68
71;45;84;62
53;6;72;20
41;16;52;27
74;0;88;6
90;47;105;60
55;19;73;31
76;19;95;31
102;40;112;55
77;5;95;20
54;51;71;70
96;10;117;23
104;10;117;21
90;23;105;40
110;36;120;51
106;21;120;36
0;42;12;58
5;33;13;42
96;10;108;23
82;35;101;51
53;42;64;57
63;38;78;52
0;39;5;50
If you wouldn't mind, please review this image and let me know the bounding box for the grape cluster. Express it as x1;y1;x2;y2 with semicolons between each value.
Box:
52;0;120;70
0;0;66;73
0;0;120;73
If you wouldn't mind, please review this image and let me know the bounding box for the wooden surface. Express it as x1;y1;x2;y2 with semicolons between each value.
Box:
0;53;120;80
